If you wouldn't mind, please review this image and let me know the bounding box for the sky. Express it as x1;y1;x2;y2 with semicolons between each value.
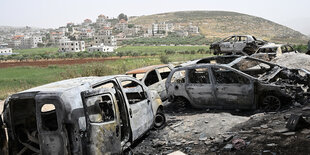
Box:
1;0;309;35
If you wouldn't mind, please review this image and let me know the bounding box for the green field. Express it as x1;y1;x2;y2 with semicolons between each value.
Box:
0;53;212;99
13;47;58;55
116;45;210;54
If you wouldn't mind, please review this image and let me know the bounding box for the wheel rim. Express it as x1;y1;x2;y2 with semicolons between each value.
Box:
262;95;281;111
154;113;165;128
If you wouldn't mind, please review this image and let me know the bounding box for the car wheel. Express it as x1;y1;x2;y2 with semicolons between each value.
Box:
154;108;166;129
261;95;281;112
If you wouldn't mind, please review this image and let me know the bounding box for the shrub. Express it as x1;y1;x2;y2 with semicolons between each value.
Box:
160;55;170;64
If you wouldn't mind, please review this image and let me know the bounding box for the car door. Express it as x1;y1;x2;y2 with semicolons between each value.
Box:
117;77;154;141
156;66;172;101
234;36;247;53
185;66;215;108
81;89;121;154
0;117;7;154
220;36;235;52
144;70;161;97
36;95;69;155
211;66;255;109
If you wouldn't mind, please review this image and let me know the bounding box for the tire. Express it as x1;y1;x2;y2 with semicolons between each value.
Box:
154;108;166;129
260;95;281;112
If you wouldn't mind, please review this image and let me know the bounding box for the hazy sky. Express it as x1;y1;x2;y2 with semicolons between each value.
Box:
1;0;310;35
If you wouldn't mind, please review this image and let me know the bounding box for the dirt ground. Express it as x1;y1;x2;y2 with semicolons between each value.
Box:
130;103;310;154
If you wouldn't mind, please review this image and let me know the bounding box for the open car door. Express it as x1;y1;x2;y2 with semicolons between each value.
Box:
0;116;7;155
81;89;121;154
36;95;69;155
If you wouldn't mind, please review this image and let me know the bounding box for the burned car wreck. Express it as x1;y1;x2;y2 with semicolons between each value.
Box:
210;35;267;55
0;75;165;154
126;64;174;101
166;56;310;111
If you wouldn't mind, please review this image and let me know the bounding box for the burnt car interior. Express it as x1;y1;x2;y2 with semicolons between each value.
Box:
144;70;159;86
93;81;130;146
211;67;250;84
121;80;147;104
230;58;273;78
158;67;171;80
188;68;210;84
9;98;41;154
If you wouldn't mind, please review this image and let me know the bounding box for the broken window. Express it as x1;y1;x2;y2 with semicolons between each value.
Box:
121;80;147;104
144;70;159;86
87;94;115;123
41;104;58;131
127;73;145;81
212;67;250;84
157;67;171;80
171;70;186;83
188;68;210;84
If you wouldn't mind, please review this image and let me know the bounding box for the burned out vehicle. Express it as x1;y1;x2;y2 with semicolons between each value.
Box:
166;56;310;111
210;35;267;55
0;75;165;154
126;64;173;101
252;44;297;61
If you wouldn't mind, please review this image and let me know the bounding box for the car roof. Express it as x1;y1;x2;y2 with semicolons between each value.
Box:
259;43;284;49
126;64;169;74
21;75;124;93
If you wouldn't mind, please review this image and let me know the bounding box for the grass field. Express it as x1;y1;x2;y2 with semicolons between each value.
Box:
13;47;59;55
116;45;210;54
0;53;212;100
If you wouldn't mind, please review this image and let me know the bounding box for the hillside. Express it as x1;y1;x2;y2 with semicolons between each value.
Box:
129;11;308;44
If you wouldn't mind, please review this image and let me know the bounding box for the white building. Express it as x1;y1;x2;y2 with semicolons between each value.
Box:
0;48;13;55
21;36;43;49
87;44;115;52
152;22;174;35
188;24;199;34
59;40;85;52
94;35;117;46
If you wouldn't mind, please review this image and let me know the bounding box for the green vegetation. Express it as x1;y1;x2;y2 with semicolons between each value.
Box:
116;45;210;55
121;35;210;45
0;46;211;61
292;44;308;53
0;53;212;99
14;47;58;55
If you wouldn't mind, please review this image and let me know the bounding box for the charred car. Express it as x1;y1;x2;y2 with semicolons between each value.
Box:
0;75;165;154
166;56;310;111
210;35;267;55
252;44;297;61
126;64;173;101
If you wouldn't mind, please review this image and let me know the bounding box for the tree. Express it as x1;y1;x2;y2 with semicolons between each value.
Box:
118;13;128;21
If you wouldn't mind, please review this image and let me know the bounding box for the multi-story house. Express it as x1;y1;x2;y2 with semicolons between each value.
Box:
151;22;174;35
87;43;115;52
50;31;65;44
115;19;128;31
58;40;85;52
94;35;117;46
188;24;199;34
20;36;43;49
